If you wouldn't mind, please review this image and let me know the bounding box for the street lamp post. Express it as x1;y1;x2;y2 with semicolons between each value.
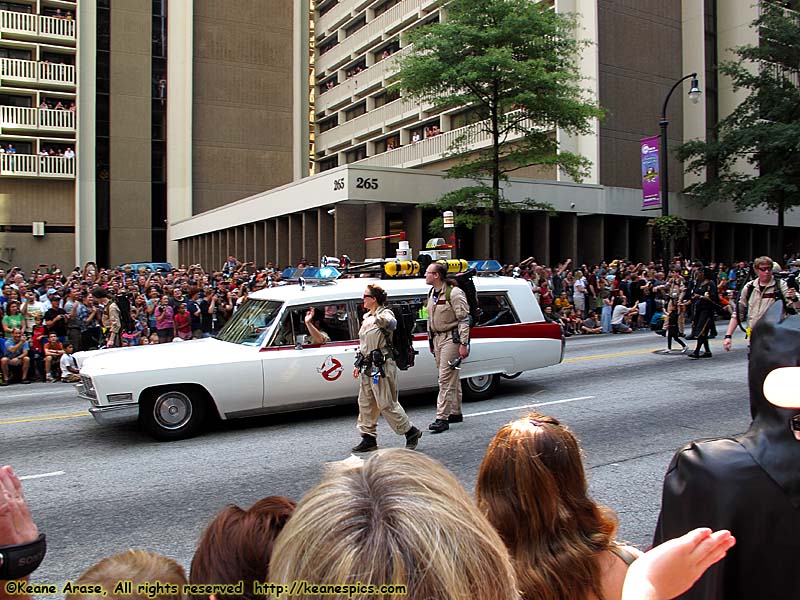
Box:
659;73;702;217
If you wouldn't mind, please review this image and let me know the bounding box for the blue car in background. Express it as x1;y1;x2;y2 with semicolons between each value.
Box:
117;262;173;273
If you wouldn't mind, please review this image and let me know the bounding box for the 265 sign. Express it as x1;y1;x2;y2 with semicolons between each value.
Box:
356;177;379;189
332;177;380;191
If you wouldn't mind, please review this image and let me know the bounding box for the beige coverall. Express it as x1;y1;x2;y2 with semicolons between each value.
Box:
356;305;412;438
427;284;471;420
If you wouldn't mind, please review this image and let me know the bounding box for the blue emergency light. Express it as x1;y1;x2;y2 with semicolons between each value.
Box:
281;266;341;282
468;260;503;274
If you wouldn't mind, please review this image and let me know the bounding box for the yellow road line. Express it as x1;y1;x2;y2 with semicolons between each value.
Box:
564;348;659;362
0;412;90;425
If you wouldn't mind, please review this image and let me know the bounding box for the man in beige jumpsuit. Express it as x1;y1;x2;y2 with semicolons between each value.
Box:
351;283;422;453
425;263;470;433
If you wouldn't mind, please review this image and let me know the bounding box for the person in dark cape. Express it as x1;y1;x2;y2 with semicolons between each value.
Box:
652;301;800;600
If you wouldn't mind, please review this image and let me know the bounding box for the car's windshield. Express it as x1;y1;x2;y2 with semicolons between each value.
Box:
216;299;283;346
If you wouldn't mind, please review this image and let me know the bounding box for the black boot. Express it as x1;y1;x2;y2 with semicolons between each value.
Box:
352;434;378;453
405;426;422;450
429;419;449;434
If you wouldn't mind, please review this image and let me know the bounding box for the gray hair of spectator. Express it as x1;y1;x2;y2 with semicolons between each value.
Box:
269;449;519;600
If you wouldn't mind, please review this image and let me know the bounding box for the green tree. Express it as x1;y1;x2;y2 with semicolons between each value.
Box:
395;0;603;259
677;1;800;257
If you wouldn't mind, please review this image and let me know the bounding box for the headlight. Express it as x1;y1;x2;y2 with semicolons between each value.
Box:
80;375;97;398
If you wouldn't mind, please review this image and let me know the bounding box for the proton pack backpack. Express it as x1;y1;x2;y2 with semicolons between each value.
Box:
382;302;419;370
444;268;482;326
114;293;136;333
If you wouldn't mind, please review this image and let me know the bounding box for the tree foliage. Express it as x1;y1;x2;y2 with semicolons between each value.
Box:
395;0;603;258
677;1;800;255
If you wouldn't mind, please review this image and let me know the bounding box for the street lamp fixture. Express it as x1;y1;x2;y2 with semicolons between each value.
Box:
659;73;702;217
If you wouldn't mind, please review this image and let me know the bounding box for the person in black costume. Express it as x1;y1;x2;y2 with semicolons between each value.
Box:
653;301;800;600
686;267;718;358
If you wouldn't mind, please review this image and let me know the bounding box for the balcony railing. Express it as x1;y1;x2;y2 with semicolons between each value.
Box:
0;154;75;178
355;111;535;168
0;106;37;130
39;15;76;40
0;106;75;131
316;0;421;75
38;61;75;85
318;46;410;111
38;108;75;130
317;1;351;36
0;57;37;82
317;97;421;150
0;10;37;36
0;58;75;86
0;11;76;41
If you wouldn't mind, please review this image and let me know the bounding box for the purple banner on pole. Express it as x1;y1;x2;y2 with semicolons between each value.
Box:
640;136;661;209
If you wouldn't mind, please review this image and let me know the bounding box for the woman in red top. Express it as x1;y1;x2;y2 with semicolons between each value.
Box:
173;303;192;340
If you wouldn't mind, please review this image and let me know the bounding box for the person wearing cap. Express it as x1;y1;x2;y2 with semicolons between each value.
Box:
653;303;800;599
43;293;68;342
722;255;799;352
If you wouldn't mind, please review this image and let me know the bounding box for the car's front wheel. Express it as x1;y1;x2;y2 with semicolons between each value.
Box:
462;374;500;401
140;386;207;441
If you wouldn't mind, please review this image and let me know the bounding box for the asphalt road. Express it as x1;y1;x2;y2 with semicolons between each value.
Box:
1;328;752;589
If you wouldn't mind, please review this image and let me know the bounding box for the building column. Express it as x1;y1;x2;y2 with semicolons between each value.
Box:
302;211;319;263
166;0;193;265
276;217;290;267
265;220;277;264
530;213;550;265
335;204;366;261
365;203;386;259
403;206;423;259
557;213;578;263
318;208;335;258
474;223;491;259
502;212;521;263
75;0;97;266
255;222;266;267
578;214;604;266
289;214;303;264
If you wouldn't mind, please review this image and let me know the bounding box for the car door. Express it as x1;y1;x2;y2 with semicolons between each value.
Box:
261;302;360;409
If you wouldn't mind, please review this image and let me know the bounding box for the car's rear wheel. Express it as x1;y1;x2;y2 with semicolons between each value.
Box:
140;387;207;441
462;374;500;401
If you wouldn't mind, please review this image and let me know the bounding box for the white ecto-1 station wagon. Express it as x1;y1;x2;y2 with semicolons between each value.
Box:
77;267;564;441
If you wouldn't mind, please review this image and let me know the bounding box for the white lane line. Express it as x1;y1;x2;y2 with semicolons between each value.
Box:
19;471;65;481
466;396;595;418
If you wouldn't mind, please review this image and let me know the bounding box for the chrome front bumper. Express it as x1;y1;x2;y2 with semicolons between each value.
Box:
88;403;139;425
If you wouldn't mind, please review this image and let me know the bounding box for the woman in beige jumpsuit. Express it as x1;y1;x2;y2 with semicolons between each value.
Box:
351;283;422;453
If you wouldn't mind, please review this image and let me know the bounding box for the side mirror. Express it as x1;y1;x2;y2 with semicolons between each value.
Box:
294;334;306;350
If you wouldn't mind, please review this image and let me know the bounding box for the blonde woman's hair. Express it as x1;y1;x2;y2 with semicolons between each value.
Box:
269;449;520;600
66;549;187;600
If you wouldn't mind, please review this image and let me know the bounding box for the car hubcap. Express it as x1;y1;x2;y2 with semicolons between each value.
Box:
466;375;492;393
153;391;192;430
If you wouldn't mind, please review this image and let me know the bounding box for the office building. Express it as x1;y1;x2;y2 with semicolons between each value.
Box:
1;0;308;272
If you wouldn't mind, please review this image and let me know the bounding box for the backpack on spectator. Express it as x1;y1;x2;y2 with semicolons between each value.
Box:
381;302;419;371
114;294;135;333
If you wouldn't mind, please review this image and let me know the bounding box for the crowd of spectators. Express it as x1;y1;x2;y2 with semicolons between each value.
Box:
501;255;799;339
1;431;735;600
0;253;796;383
0;257;285;384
